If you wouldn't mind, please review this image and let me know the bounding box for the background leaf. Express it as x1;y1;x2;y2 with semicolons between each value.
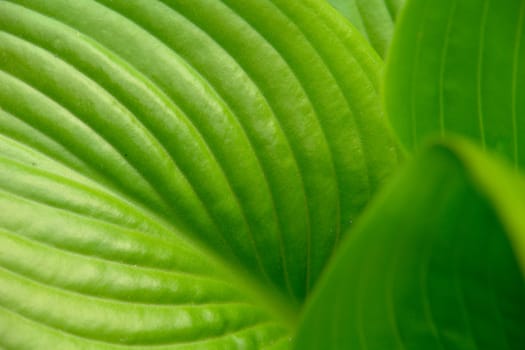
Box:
385;0;525;168
326;0;405;57
0;0;400;347
294;140;525;349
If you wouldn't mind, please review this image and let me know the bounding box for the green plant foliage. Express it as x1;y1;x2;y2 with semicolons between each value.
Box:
1;0;525;349
327;0;404;57
295;140;525;349
385;0;525;167
0;0;400;348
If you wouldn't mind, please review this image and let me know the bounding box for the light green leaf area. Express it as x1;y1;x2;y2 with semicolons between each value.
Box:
294;140;525;349
327;0;405;57
0;0;400;348
385;0;525;168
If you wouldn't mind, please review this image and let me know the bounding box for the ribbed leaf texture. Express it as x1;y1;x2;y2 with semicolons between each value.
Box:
0;0;400;348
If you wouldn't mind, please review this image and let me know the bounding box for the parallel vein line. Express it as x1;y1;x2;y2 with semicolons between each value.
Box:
246;0;339;292
0;31;229;244
0;82;138;206
87;0;292;290
301;0;374;222
0;65;173;220
0;191;223;280
0;265;249;310
0;304;127;348
0;107;101;181
385;239;406;350
146;0;311;296
477;0;489;149
511;0;525;168
314;0;383;94
0;303;278;348
0;149;173;236
152;321;283;348
222;0;346;291
0;226;227;285
409;0;428;148
0;147;181;250
5;0;246;246
438;0;457;136
0;27;245;273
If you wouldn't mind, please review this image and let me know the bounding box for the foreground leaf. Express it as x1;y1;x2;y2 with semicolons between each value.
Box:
0;0;400;347
295;140;525;349
0;162;294;348
385;0;525;167
327;0;405;57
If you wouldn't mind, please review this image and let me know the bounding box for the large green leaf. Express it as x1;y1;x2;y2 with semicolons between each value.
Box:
327;0;405;57
385;0;525;167
294;140;525;349
0;0;400;347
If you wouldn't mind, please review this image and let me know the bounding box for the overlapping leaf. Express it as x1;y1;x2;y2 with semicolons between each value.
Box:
295;140;525;349
385;0;525;168
0;0;400;347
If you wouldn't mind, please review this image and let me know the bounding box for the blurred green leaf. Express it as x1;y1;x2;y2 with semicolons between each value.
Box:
295;140;525;349
385;0;525;168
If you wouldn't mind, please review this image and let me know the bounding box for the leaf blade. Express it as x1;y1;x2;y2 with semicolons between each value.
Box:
0;0;400;346
294;140;525;349
385;0;525;168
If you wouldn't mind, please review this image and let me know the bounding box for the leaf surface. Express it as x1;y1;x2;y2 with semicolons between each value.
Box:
385;0;525;168
0;0;400;347
294;140;525;349
327;0;405;57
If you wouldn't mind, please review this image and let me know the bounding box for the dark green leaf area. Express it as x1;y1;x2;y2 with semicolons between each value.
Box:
295;143;525;349
386;0;525;169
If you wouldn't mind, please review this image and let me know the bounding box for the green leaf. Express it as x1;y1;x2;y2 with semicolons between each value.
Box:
385;0;525;168
327;0;405;57
294;139;525;349
0;0;400;347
